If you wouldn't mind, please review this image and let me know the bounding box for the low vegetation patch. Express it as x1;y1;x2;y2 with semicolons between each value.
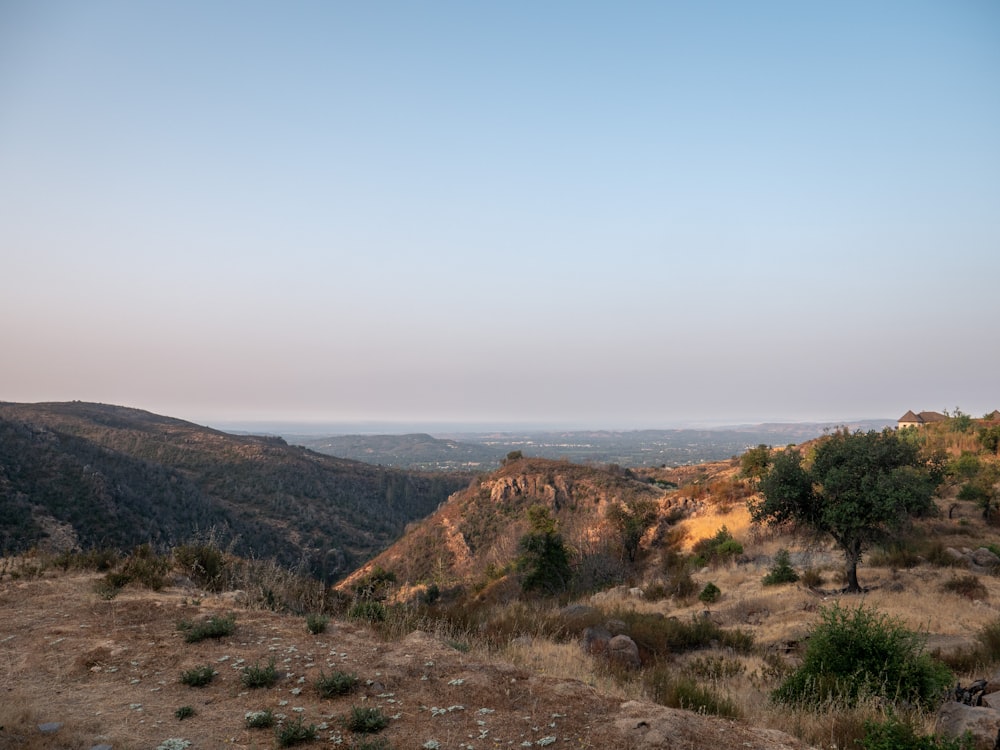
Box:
179;665;215;687
645;667;740;718
344;706;388;734
316;670;360;698
177;613;236;643
306;612;330;634
245;709;276;729
860;716;975;750
941;574;989;600
241;658;279;689
276;715;317;747
174;706;195;720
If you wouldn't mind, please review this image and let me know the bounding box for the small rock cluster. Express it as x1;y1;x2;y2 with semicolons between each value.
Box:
938;672;1000;749
943;546;1000;573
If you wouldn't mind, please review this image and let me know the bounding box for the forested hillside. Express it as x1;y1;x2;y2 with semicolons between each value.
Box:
0;402;468;581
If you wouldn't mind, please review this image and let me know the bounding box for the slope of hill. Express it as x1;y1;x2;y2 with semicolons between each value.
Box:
0;402;468;580
338;455;712;595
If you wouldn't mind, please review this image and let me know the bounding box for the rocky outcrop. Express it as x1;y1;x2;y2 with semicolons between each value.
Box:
936;701;1000;750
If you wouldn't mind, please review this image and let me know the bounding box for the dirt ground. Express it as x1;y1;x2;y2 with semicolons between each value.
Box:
0;571;814;750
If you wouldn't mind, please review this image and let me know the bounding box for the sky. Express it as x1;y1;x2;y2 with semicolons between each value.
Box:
2;1;998;431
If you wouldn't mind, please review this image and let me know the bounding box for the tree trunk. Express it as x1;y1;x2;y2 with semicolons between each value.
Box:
844;543;863;593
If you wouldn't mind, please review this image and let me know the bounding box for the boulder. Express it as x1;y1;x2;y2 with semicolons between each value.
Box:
936;701;1000;750
607;634;641;669
581;626;611;655
972;548;1000;569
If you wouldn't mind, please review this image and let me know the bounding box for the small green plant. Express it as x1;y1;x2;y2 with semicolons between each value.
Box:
174;706;195;720
860;716;975;750
306;613;329;634
684;654;745;681
276;715;317;747
762;549;799;585
699;582;721;603
179;665;215;687
344;706;388;734
316;670;359;698
177;613;236;643
244;709;276;729
241;658;279;688
173;542;228;591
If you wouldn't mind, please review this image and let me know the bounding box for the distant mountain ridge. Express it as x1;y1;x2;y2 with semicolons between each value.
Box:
0;401;468;581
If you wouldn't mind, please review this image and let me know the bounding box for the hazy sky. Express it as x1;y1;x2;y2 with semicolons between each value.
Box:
2;2;998;430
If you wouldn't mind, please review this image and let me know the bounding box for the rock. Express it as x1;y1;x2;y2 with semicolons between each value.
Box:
936;701;1000;750
607;634;640;669
945;547;970;565
560;604;596;620
972;548;1000;568
37;722;62;734
605;619;628;635
628;587;644;598
981;690;1000;709
90;745;113;750
510;635;533;647
581;626;611;655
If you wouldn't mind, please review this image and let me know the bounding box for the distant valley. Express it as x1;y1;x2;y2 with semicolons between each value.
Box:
291;419;893;470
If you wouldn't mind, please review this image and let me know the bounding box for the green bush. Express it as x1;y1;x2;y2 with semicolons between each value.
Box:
276;715;317;747
762;549;799;585
241;658;279;688
861;716;975;750
348;600;387;622
306;613;329;634
177;613;236;643
344;706;388;734
699;582;721;603
174;705;195;720
179;665;215;687
316;670;359;698
691;526;743;567
773;603;952;709
245;709;276;729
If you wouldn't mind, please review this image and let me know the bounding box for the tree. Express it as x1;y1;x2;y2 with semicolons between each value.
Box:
750;429;938;593
606;497;658;563
517;506;572;595
740;444;771;482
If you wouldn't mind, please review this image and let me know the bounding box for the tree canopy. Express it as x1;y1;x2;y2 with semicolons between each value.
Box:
750;429;939;592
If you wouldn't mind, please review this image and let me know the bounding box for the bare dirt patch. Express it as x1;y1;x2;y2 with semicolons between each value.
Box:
0;572;815;750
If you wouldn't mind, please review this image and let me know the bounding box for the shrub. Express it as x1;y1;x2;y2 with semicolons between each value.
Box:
276;715;317;747
860;716;975;750
684;654;745;681
174;706;195;720
645;668;740;718
699;582;721;603
942;574;989;600
316;670;359;698
762;549;799;585
353;566;397;601
799;567;824;588
306;613;329;634
691;526;743;567
241;658;279;688
773;603;952;709
348;600;386;622
245;710;276;729
179;665;215;687
173;543;227;591
617;611;753;656
122;544;171;590
344;706;388;734
177;613;236;643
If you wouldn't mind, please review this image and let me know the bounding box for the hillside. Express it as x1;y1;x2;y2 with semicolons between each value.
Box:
0;402;468;581
340;457;749;590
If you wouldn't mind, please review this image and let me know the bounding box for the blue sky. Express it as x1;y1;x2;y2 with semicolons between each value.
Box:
2;1;998;429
